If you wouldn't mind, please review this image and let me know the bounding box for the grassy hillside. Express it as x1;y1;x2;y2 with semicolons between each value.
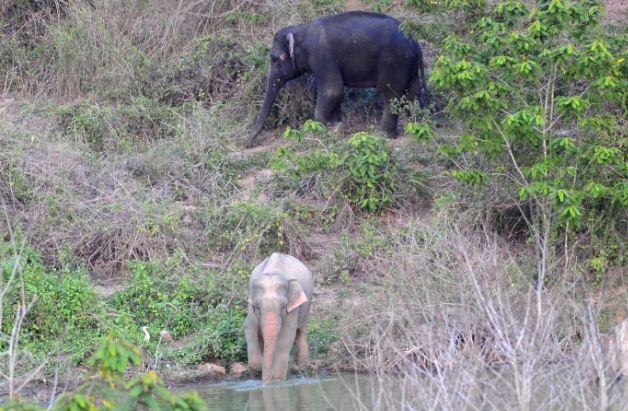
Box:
0;0;626;409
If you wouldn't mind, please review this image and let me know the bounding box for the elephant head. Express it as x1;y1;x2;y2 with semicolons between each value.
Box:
249;271;308;384
246;28;303;148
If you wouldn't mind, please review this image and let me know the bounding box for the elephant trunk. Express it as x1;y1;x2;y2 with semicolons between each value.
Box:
246;73;283;148
261;313;280;384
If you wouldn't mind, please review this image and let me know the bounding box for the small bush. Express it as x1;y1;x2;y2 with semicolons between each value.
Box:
273;123;400;213
308;318;339;357
206;200;305;259
170;306;247;364
110;259;208;341
57;98;180;151
0;241;105;361
345;132;398;212
50;337;207;411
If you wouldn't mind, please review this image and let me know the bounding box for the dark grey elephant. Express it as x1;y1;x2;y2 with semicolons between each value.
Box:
245;252;314;384
246;11;428;148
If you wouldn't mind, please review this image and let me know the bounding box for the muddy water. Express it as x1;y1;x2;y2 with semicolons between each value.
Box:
183;374;377;410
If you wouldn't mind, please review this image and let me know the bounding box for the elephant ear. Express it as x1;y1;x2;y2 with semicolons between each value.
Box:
287;279;307;313
286;32;296;69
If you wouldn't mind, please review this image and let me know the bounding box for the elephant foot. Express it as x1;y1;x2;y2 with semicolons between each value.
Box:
385;128;399;139
248;359;262;371
271;368;289;381
329;121;344;134
295;345;309;367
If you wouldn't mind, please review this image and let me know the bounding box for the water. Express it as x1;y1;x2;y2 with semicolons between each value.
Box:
183;374;375;411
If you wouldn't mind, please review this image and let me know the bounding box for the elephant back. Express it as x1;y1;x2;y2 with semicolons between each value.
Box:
251;252;314;298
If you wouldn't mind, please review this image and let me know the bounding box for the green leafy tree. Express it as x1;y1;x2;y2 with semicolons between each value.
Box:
426;0;626;287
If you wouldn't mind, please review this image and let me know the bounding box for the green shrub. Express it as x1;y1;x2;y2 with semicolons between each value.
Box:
164;262;250;364
273;122;400;213
308;318;338;357
0;241;104;361
110;260;206;340
205;306;247;362
50;337;207;411
345;132;397;212
91;336;142;381
169;305;247;364
109;258;250;363
58;101;111;148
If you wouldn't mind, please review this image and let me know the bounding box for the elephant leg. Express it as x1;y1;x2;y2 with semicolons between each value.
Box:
381;100;399;139
328;101;344;133
245;315;262;371
271;317;298;380
314;69;343;126
331;99;342;124
294;327;309;366
378;78;407;138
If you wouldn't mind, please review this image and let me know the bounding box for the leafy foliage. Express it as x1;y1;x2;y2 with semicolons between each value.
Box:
92;336;141;382
111;260;204;339
170;305;247;364
274;122;399;213
405;121;434;143
0;241;105;361
51;339;207;411
346;132;397;212
426;0;626;279
308;318;339;356
110;258;248;363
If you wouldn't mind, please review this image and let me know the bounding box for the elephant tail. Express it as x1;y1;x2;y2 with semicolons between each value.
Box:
410;41;429;108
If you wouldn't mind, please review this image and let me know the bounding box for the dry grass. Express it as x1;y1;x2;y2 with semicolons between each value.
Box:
0;0;422;135
0;100;238;279
340;213;626;410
